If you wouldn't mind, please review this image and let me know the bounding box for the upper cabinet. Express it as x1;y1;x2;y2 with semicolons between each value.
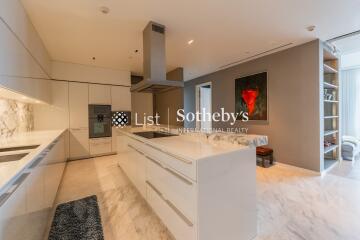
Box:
69;82;89;128
0;21;48;79
89;84;111;105
111;86;131;111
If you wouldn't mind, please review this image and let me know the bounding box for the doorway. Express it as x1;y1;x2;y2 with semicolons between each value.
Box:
196;82;212;132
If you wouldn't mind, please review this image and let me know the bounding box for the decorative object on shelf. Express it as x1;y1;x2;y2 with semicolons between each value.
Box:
235;72;268;121
324;89;336;101
324;141;332;147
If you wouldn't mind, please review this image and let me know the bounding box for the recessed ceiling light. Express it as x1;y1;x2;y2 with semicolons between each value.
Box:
35;100;41;104
21;96;28;100
307;25;316;32
187;39;194;45
99;6;110;14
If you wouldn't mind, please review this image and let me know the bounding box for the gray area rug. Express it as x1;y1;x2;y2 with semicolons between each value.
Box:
48;195;104;240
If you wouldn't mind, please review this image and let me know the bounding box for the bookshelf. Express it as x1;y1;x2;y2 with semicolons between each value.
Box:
322;47;340;171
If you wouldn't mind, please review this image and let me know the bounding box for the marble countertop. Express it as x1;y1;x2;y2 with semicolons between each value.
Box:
0;129;66;192
116;127;268;161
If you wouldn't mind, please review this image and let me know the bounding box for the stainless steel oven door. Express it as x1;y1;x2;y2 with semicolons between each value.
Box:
89;118;112;138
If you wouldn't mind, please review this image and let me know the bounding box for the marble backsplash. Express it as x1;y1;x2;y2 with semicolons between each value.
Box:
0;98;33;138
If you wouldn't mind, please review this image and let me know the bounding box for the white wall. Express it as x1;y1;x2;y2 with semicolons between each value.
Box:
51;61;130;86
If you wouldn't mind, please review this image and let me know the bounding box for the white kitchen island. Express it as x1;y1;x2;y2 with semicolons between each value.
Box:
116;127;267;240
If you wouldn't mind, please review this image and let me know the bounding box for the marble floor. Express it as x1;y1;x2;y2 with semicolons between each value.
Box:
54;155;360;240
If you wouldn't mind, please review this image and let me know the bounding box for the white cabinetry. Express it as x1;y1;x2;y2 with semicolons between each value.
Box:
69;82;89;159
0;133;66;240
89;84;111;105
116;133;256;240
111;86;131;111
89;137;112;156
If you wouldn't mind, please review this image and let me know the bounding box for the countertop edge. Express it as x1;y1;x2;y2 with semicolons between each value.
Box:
0;129;67;194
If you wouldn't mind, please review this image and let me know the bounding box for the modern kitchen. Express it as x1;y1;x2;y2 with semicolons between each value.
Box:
1;0;360;240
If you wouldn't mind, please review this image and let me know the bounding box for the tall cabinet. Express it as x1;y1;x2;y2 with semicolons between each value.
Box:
69;82;90;159
322;46;341;171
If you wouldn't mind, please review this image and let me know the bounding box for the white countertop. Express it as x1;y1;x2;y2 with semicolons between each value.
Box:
117;127;268;161
0;129;66;191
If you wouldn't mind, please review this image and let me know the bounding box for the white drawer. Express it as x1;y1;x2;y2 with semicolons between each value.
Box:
147;156;196;223
146;181;196;240
89;138;112;155
127;137;197;181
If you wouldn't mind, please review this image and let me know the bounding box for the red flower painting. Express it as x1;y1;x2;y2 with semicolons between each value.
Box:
235;72;268;121
241;89;259;116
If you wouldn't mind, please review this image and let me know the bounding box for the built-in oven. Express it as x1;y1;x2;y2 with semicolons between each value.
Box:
89;104;112;138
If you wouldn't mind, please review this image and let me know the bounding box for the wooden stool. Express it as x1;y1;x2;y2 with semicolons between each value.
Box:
256;147;274;167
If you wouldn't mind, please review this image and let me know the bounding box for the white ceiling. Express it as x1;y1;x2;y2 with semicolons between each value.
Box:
331;33;360;55
21;0;360;81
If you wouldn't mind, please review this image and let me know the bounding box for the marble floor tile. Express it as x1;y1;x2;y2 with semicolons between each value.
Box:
54;156;360;240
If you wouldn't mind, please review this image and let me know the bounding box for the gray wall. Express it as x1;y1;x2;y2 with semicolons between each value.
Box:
184;40;321;171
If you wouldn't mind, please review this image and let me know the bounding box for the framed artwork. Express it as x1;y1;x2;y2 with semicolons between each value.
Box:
235;72;268;121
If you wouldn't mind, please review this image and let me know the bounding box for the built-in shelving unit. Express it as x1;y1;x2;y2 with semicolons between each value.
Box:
322;47;341;171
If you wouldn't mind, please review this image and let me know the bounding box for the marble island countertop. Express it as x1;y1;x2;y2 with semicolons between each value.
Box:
0;129;66;192
116;127;268;161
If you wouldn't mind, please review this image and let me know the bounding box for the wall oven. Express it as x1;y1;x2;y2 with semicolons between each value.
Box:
89;105;112;138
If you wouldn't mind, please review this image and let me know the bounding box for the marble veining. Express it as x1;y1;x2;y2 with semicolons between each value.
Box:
0;98;33;138
55;155;360;240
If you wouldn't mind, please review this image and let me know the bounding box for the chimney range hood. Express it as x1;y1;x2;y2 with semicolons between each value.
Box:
131;21;184;93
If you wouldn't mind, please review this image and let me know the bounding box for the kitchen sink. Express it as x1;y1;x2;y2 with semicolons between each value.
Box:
0;145;39;153
0;153;29;163
133;131;178;139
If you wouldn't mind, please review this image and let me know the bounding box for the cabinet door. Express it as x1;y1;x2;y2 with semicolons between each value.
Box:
89;137;112;155
69;82;89;128
111;86;131;111
89;84;111;105
69;128;89;159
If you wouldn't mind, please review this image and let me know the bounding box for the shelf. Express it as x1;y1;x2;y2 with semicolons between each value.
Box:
324;145;339;154
323;82;338;89
324;64;338;74
324;159;338;170
324;100;339;103
324;130;338;136
324;115;339;119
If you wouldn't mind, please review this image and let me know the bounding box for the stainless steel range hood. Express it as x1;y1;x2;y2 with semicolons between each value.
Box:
131;21;184;93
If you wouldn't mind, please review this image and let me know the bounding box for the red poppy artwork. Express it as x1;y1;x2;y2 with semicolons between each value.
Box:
235;72;268;121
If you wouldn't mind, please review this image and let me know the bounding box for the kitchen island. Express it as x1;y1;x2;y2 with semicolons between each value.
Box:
115;127;267;240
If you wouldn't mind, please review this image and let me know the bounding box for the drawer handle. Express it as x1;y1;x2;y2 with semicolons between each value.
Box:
0;172;30;208
29;155;45;169
146;181;194;227
128;144;144;155
146;156;193;186
145;143;192;165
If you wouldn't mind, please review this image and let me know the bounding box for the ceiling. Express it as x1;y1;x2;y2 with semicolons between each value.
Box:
331;33;360;55
21;0;360;81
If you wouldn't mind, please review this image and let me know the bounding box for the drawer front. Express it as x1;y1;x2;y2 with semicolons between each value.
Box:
147;182;196;240
89;138;112;155
147;156;196;223
122;144;147;198
127;137;196;181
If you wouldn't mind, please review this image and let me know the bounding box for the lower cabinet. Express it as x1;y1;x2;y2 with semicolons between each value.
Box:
117;134;197;240
0;132;67;240
69;128;89;159
89;137;112;156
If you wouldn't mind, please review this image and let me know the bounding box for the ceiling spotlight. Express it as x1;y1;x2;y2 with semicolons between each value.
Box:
99;6;110;14
21;96;28;100
187;39;194;45
307;25;316;32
